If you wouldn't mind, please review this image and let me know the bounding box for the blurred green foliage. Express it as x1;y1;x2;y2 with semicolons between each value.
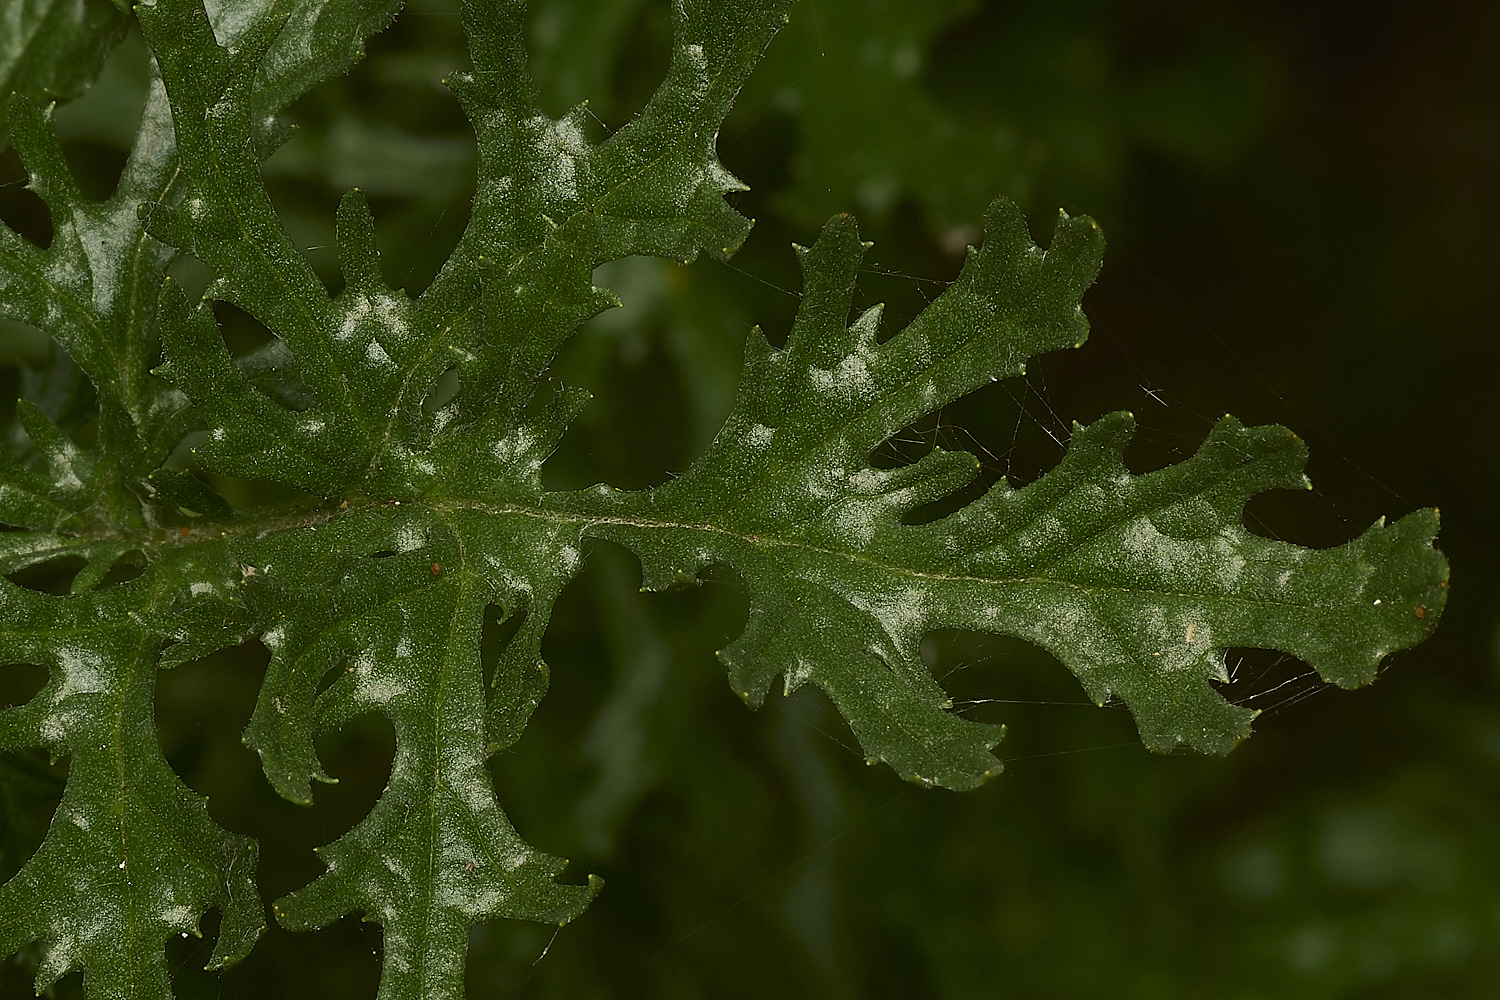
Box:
2;0;1496;997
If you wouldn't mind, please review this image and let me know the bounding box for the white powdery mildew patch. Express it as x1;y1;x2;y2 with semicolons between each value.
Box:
1015;514;1066;558
850;585;931;646
39;710;67;743
39;926;78;986
528;113;589;201
783;655;814;692
1210;528;1247;587
830;500;880;547
76;200;141;313
491;428;534;464
805;466;841;500
450;760;496;818
847;467;885;496
745;423;776;449
1119;517;1213;584
809;354;876;402
365;339;397;371
55;647;107;699
677;42;712;102
337;293;370;343
430;404;458;436
393;522;425;553
202;0;270;46
705;159;747;194
356;668;407;707
157;904;196;932
1161;611;1216;675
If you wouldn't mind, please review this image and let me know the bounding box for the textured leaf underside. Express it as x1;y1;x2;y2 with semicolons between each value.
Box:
0;0;1446;998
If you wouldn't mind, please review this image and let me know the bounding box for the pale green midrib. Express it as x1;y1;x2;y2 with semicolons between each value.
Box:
19;489;1363;622
113;576;173;997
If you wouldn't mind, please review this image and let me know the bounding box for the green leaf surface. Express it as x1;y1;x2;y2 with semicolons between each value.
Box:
0;581;262;996
580;203;1445;786
0;0;1449;997
0;0;127;116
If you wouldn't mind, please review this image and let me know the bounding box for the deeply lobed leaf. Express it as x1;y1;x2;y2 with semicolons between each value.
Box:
0;1;1447;998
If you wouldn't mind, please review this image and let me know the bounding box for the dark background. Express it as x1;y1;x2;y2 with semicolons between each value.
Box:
2;0;1498;996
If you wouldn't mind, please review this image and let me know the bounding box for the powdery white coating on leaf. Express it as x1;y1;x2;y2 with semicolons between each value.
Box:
492;428;534;463
829;499;879;546
783;654;813;692
809;354;875;400
745;423;776;448
1118;516;1247;587
157;904;196;931
364;339;396;370
54;647;106;699
527;113;589;202
74;199;144;314
392;522;425;553
202;0;270;48
849;585;931;646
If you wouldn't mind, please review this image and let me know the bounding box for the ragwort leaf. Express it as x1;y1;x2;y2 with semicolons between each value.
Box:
581;202;1446;788
0;0;1449;997
0;580;262;996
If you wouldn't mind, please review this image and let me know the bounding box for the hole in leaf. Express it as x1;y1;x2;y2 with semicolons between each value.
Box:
0;663;49;709
164;907;219;995
920;628;1137;762
212;300;276;358
545;308;691;491
313;656;347;701
196;469;323;512
58;140;129;203
1215;648;1328;720
205;301;320;414
155;639;267;818
481;603;527;695
369;550;397;559
165;251;214;299
5;555;87;595
421;365;460;413
310;708;396;845
52;25;152;190
0;318;50;363
0;748;68;886
0;146;53;249
94;549;146;588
